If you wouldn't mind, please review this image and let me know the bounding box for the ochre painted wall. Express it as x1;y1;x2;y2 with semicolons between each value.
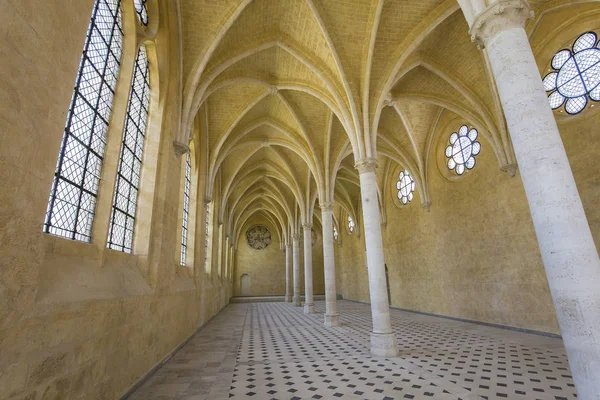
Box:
233;220;326;297
0;2;231;399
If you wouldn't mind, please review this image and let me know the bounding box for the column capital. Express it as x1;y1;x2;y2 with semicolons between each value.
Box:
302;223;313;230
173;141;189;157
204;196;213;205
354;158;378;174
470;0;534;49
285;242;291;248
320;202;333;212
292;233;301;241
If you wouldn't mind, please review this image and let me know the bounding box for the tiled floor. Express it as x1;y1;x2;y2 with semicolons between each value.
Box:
127;300;577;400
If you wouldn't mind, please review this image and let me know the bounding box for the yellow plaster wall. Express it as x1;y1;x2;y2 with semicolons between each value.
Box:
232;223;326;297
0;1;231;399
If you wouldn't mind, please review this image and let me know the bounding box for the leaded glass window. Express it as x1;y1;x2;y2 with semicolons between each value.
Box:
333;226;338;241
204;205;211;268
544;32;600;115
348;216;355;233
180;153;191;265
133;0;148;25
396;170;415;205
107;45;150;253
445;125;481;175
44;0;123;241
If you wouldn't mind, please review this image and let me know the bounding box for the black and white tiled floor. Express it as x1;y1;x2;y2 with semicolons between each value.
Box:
128;300;577;400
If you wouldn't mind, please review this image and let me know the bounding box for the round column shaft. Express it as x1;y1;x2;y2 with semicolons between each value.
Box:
292;234;302;307
355;158;398;357
470;1;600;397
303;224;315;314
285;243;292;302
321;204;340;326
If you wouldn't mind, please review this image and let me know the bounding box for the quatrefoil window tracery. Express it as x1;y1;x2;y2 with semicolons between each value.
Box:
543;32;600;115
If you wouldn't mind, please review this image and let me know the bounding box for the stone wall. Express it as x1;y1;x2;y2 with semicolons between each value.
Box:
0;1;231;399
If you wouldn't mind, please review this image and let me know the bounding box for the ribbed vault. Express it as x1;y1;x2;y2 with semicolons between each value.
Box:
179;0;592;247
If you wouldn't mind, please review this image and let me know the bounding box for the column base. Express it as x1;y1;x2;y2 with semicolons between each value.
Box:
370;332;398;357
292;296;302;307
285;294;292;302
303;303;315;314
324;313;340;327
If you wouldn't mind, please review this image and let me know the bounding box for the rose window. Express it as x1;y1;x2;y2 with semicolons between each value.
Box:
396;170;415;205
348;216;355;233
543;32;600;115
445;125;481;175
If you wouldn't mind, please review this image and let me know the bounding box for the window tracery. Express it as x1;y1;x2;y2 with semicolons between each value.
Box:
348;216;355;233
133;0;148;25
544;32;600;115
44;0;123;242
107;45;150;253
180;152;191;265
445;125;481;175
333;226;338;241
396;170;415;205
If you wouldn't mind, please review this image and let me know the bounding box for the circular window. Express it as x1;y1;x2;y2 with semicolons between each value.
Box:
246;225;272;250
396;170;415;205
348;216;355;233
445;125;481;175
543;31;600;115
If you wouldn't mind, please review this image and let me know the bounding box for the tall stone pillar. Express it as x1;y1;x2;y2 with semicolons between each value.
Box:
292;234;302;307
469;1;600;397
303;224;315;314
321;203;340;326
355;158;398;357
285;243;292;302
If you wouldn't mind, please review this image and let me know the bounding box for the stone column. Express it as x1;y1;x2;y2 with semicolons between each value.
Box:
321;203;340;326
302;223;315;314
355;158;398;357
285;243;292;302
470;1;600;397
292;233;302;307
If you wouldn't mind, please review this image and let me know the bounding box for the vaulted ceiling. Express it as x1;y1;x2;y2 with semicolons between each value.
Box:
177;0;590;246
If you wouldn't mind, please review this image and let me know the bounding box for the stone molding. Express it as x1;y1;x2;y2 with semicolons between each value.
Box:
354;158;378;174
173;141;189;157
470;0;534;49
320;202;333;212
501;163;519;177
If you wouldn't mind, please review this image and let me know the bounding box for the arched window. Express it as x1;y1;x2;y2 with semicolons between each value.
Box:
44;0;123;241
333;226;338;241
396;170;415;205
445;125;481;175
133;0;149;25
107;45;150;253
544;32;600;115
180;152;191;265
348;216;355;233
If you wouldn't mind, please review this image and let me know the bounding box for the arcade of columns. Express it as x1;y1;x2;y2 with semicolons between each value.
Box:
274;1;600;398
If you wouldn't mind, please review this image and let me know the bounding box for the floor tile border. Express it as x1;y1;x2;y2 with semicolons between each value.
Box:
120;304;230;400
342;298;562;339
